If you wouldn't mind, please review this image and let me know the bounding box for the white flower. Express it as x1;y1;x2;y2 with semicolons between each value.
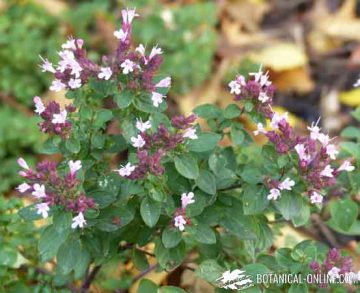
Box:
69;61;83;78
50;79;66;92
69;160;82;175
68;78;82;89
307;117;321;140
295;144;311;162
320;165;334;178
181;192;195;209
136;44;147;63
328;267;340;279
114;28;128;41
317;133;332;146
131;135;146;148
174;215;187;231
253;123;266;136
136;119;151;132
17;157;30;170
267;188;281;200
183;128;198;140
121;8;139;24
62;37;76;50
33;96;45;115
120;59;135;74
151;92;164;107
270;112;288;129
249;65;271;87
354;78;360;88
149;45;163;60
116;162;136;177
326;144;339;160
310;191;323;204
71;212;86;229
52;110;68;124
39;55;55;73
98;67;112;80
36;203;50;219
337;161;355;172
155;77;171;88
278;178;295;191
32;184;46;198
16;183;31;193
228;80;241;95
258;91;269;103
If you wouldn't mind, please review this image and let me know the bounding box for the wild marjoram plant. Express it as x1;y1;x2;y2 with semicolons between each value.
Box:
15;8;359;293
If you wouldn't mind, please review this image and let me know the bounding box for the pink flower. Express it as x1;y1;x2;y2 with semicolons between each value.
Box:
69;160;82;175
36;203;50;219
120;59;135;74
116;162;136;177
39;55;55;73
16;183;31;193
155;77;171;88
326;144;338;160
149;45;163;60
68;78;82;89
307;118;321;140
50;79;66;92
253;123;266;136
278;178;295;191
32;184;46;198
52;110;67;124
61;37;76;50
270;112;288;129
258;92;269;103
228;80;241;95
151;92;164;107
337;161;355;172
98;67;112;80
294;144;311;162
136;119;151;132
17;157;30;170
131;135;146;148
317;133;331;146
121;8;139;24
310;191;323;204
320;165;334;178
174;215;187;231
181;192;195;209
328;267;340;279
71;212;86;229
114;29;128;41
33;96;45;115
249;65;271;87
183;128;198;140
267;188;281;200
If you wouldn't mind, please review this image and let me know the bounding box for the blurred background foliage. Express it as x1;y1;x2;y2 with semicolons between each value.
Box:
1;0;360;291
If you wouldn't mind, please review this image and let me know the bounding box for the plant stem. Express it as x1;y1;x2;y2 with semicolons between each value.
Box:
80;265;102;293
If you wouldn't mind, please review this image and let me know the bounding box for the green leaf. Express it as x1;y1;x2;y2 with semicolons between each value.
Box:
133;92;167;113
95;205;134;232
224;104;241;119
188;132;221;152
274;193;302;221
18;204;43;221
133;249;149;271
138;279;158;293
230;124;245;145
94;109;113;128
242;185;268;215
140;197;161;227
330;199;358;231
193;104;222;119
288;284;308;293
174;153;199;179
38;225;69;262
57;238;82;275
195;170;216;195
195;259;224;283
114;90;133;109
240;165;262;184
162;227;182;249
158;286;187;293
155;239;186;270
188;223;216;245
340;141;360;161
0;246;17;267
65;137;81;154
74;246;91;279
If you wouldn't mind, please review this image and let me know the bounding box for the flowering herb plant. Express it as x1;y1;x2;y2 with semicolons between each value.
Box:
15;8;360;292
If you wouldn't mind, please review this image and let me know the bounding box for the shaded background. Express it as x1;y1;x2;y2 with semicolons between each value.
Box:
1;0;360;291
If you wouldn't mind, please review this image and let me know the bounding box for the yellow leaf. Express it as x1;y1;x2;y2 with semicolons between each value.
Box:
340;88;360;106
249;43;307;71
272;68;314;94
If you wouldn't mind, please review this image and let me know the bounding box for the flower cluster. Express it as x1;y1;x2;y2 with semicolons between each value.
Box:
16;158;94;229
39;8;171;108
33;96;76;137
115;114;197;180
310;248;353;286
228;66;275;118
173;192;195;231
228;66;355;205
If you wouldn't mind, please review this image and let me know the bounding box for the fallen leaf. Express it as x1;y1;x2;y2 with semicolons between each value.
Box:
339;88;360;107
272;68;314;94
